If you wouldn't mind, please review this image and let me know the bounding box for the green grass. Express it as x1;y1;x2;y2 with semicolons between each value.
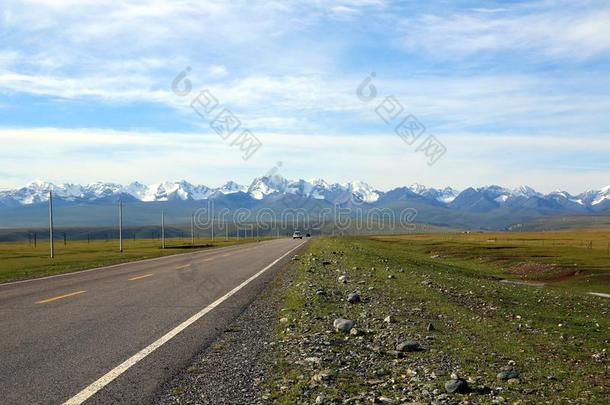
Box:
0;237;273;283
374;229;610;293
266;233;609;404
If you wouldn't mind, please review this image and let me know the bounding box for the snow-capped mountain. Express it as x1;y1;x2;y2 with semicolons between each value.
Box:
218;181;246;195
409;183;460;204
247;175;289;200
346;181;381;203
1;178;609;213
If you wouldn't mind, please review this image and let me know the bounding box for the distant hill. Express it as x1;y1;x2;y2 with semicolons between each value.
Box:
1;176;609;230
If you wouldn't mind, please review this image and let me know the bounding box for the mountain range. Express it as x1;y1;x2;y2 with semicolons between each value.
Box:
1;177;609;210
0;176;609;230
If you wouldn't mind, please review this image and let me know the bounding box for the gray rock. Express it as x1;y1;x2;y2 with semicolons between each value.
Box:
333;318;355;333
348;293;361;304
445;378;469;394
349;328;362;336
497;369;521;381
396;340;423;352
385;350;404;358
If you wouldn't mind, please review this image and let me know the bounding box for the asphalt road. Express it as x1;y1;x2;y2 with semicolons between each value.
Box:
0;237;307;404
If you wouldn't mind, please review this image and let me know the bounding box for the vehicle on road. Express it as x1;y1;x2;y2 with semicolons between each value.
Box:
292;231;303;239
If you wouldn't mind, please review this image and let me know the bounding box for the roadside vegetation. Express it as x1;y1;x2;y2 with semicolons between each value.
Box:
265;232;609;404
0;237;272;283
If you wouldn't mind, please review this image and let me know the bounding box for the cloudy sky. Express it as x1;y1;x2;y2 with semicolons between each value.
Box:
1;0;609;193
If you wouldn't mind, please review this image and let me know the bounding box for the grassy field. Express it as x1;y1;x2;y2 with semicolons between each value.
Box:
0;237;271;284
376;229;610;294
265;232;609;404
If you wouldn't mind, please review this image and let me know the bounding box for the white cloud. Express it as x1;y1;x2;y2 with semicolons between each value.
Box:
402;2;610;60
1;127;609;193
207;65;228;78
0;0;608;196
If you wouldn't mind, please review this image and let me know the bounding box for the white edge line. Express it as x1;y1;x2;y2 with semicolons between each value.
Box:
588;292;610;298
62;240;305;405
1;238;285;287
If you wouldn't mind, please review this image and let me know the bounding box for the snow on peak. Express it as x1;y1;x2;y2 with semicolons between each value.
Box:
2;178;608;209
513;185;541;198
218;181;246;194
409;183;428;195
346;181;380;203
591;186;610;206
408;183;460;203
248;175;288;200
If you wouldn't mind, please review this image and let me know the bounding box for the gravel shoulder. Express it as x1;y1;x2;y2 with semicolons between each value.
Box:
154;253;299;405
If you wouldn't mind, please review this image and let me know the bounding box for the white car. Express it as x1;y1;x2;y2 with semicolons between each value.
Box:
292;231;303;239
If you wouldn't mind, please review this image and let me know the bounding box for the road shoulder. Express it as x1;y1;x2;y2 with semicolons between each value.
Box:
154;245;301;404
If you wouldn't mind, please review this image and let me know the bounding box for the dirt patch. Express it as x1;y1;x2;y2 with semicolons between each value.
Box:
508;262;584;282
509;262;559;275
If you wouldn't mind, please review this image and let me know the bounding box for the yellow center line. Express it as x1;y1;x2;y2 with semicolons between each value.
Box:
128;273;154;281
175;264;191;270
202;258;214;262
36;290;86;304
221;253;231;257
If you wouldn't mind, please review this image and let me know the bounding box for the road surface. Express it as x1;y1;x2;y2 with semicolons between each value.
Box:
0;238;306;404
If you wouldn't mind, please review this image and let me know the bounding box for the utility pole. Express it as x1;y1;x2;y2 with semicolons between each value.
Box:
161;210;166;249
211;214;215;241
191;213;195;245
119;199;123;252
49;190;54;258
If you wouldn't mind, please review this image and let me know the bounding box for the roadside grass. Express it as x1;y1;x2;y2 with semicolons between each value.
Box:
0;237;273;283
266;235;609;404
374;229;610;294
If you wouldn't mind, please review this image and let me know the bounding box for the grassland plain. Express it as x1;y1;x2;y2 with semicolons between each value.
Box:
264;234;609;404
0;237;272;283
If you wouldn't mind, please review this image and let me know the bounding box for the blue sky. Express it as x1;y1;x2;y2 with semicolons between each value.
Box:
1;0;609;192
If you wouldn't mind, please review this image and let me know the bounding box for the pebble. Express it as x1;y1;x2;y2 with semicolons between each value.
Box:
348;293;361;304
333;318;355;333
497;369;521;381
311;369;332;383
445;378;469;394
350;328;362;336
396;340;423;352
